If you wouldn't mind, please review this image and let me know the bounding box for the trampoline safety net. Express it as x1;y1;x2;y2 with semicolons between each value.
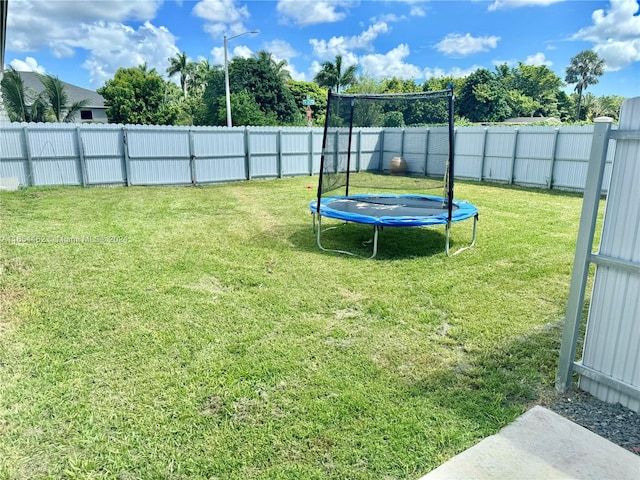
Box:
318;88;455;206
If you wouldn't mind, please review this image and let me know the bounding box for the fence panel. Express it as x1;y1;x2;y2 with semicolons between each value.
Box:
280;128;312;176
578;99;640;412
403;128;428;175
0;125;29;185
28;124;81;186
483;129;516;183
0;122;614;193
427;128;450;178
512;127;557;187
126;126;192;185
81;124;126;185
358;129;383;171
248;128;279;178
455;128;485;180
192;128;246;183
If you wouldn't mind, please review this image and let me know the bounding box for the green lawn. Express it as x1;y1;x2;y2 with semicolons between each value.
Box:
0;175;586;479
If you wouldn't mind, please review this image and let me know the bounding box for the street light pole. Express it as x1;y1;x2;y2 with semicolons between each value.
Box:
224;30;259;127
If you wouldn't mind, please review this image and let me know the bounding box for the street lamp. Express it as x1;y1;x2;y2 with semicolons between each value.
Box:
224;30;259;127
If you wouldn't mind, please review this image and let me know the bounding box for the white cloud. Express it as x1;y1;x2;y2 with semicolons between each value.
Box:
192;0;251;37
571;0;640;71
6;0;162;52
277;0;354;26
5;0;180;88
488;0;565;11
435;33;500;57
210;44;255;66
359;44;422;79
423;65;483;79
410;6;427;17
310;22;390;59
265;40;299;61
594;38;640;71
8;56;47;73
79;22;180;88
524;52;552;66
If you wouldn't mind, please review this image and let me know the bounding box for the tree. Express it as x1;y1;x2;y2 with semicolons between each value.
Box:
565;50;605;120
189;59;212;97
39;74;88;122
167;51;195;98
0;68;43;122
0;68;87;122
314;55;358;93
254;50;292;84
287;80;327;126
458;69;511;122
98;65;178;125
202;55;297;126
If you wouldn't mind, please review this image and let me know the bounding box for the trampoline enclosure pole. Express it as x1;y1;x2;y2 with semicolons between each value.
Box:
345;97;356;197
447;87;455;223
316;90;334;213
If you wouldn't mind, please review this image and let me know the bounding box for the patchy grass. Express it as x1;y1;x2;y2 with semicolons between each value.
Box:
0;175;590;479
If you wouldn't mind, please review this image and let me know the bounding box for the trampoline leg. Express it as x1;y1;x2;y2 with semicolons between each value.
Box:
370;226;379;259
315;215;380;259
446;214;478;256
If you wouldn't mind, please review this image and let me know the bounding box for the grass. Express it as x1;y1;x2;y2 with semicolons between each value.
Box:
0;174;590;479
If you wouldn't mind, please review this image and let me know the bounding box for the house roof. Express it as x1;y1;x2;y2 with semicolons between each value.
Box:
8;70;106;109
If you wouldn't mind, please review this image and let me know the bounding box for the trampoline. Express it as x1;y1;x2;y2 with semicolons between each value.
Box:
311;88;479;258
310;194;478;258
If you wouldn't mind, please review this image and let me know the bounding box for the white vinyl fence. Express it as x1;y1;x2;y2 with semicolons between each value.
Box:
557;97;640;413
1;122;616;192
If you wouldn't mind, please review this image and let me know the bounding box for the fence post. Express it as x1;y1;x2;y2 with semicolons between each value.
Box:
277;129;283;178
378;129;385;172
424;128;430;176
75;125;88;187
509;128;519;184
188;129;197;185
556;118;612;392
122;126;132;186
547;128;560;189
244;127;252;180
22;125;34;186
479;127;488;181
356;129;362;172
308;129;314;175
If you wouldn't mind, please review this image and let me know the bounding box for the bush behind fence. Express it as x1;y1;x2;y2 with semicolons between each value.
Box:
0;122;616;193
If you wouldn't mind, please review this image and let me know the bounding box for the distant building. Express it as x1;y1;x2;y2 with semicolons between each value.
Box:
500;116;561;125
2;70;108;123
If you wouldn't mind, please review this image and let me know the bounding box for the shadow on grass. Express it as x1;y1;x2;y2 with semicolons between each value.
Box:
288;220;454;259
403;320;563;443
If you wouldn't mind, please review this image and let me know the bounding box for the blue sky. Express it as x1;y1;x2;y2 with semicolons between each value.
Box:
4;0;640;98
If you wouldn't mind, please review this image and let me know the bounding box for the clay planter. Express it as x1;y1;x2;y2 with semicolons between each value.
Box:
389;156;408;175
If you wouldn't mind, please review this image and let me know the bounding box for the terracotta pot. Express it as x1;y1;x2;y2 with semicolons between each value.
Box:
390;156;408;175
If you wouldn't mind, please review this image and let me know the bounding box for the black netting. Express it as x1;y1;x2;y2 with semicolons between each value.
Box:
317;90;455;210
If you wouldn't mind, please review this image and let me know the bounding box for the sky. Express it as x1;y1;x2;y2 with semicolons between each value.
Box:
4;0;640;99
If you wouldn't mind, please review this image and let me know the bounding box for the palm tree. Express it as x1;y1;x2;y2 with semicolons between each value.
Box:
190;59;212;96
39;74;89;122
565;50;605;120
254;50;292;84
0;68;47;122
167;51;195;98
313;55;358;93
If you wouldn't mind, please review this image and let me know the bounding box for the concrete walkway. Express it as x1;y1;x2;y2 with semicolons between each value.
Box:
420;406;640;480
